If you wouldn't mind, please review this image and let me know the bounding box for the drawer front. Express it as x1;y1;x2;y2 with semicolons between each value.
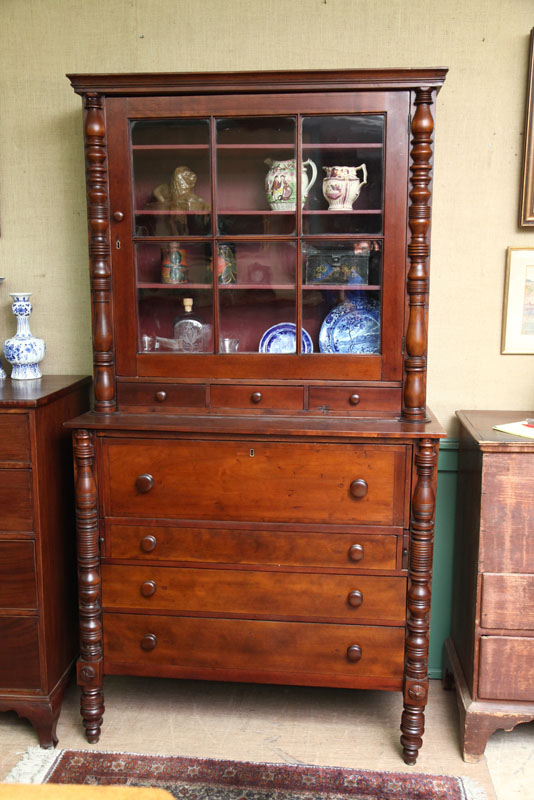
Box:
104;440;407;526
0;471;33;531
0;541;37;608
480;573;534;630
117;382;206;411
309;387;401;414
0;413;30;463
0;616;41;689
101;565;406;623
108;525;400;570
210;385;304;410
103;613;405;686
478;636;534;701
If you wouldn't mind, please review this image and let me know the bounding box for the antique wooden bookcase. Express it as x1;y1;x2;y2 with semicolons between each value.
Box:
66;69;446;764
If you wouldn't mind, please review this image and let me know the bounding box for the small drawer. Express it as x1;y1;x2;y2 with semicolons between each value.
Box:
101;565;407;623
0;471;33;531
309;386;401;414
0;616;41;689
0;541;37;608
108;524;400;571
0;413;30;463
103;440;407;526
117;382;206;411
211;385;304;410
480;573;534;630
103;613;405;688
478;636;534;701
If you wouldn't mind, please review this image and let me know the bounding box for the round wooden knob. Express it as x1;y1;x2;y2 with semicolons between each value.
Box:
141;580;157;597
348;544;364;562
251;392;262;404
350;479;368;499
135;473;154;493
140;535;157;553
155;391;167;402
347;590;363;608
346;644;362;663
140;633;157;651
113;211;124;222
349;394;360;406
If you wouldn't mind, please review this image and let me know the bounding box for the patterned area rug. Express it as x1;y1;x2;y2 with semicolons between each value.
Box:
5;748;487;800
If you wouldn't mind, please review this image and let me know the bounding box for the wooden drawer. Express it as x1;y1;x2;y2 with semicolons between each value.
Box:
0;541;37;609
101;565;406;623
478;636;534;701
210;385;304;410
103;440;407;526
117;382;206;411
108;524;400;570
0;470;33;531
103;613;405;688
480;573;534;630
0;413;30;463
309;386;401;414
0;616;41;689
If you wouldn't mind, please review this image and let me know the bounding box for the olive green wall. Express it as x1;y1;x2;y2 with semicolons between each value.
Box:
0;0;533;432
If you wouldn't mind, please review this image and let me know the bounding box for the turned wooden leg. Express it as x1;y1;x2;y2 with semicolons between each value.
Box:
80;681;105;743
401;699;425;765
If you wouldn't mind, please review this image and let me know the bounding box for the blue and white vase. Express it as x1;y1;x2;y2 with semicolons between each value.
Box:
4;292;46;380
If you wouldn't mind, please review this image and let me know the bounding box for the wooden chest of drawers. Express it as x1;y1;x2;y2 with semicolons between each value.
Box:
0;376;91;746
445;410;534;761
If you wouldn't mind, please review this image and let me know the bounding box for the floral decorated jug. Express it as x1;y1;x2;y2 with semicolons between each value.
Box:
322;164;367;210
3;292;46;379
265;158;317;211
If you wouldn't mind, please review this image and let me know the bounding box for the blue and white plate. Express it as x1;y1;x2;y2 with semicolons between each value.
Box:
259;323;313;354
319;302;380;354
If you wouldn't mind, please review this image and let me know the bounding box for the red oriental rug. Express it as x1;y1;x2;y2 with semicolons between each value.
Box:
5;749;487;800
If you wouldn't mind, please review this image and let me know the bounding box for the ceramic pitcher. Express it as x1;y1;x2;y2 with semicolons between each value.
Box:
322;164;367;210
265;158;317;211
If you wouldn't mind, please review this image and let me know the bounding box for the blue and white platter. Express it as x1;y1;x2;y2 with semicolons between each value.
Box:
319;301;380;354
259;322;313;354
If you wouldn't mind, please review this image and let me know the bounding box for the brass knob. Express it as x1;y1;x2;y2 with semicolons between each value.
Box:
347;644;362;663
141;633;157;651
140;535;157;553
347;590;363;608
113;211;124;222
349;394;360;406
141;580;157;597
350;479;368;499
135;473;154;493
155;391;167;402
251;392;262;404
348;544;364;562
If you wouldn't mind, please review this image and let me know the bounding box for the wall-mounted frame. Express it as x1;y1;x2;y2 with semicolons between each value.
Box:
520;28;534;226
501;247;534;353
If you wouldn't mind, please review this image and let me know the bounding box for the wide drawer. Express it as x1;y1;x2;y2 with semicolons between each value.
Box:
103;613;405;688
103;440;408;526
101;565;406;623
117;382;206;411
210;385;304;410
478;636;534;701
480;573;534;630
0;471;33;531
0;616;41;689
309;386;401;414
0;541;37;609
108;524;400;570
0;414;30;463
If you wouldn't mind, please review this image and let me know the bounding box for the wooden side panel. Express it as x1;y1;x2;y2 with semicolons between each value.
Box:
478;636;534;701
480;573;534;630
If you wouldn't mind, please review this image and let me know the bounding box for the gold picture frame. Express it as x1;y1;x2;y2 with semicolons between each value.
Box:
501;247;534;353
520;28;534;225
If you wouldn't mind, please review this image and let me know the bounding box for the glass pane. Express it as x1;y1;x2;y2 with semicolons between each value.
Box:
301;115;384;236
131;119;211;237
218;241;297;354
216;117;296;236
302;240;382;354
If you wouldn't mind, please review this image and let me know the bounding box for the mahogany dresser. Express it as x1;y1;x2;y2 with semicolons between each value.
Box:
445;409;534;761
0;375;91;746
66;69;447;764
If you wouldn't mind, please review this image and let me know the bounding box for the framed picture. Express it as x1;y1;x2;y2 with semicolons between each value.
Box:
501;247;534;353
520;28;534;226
